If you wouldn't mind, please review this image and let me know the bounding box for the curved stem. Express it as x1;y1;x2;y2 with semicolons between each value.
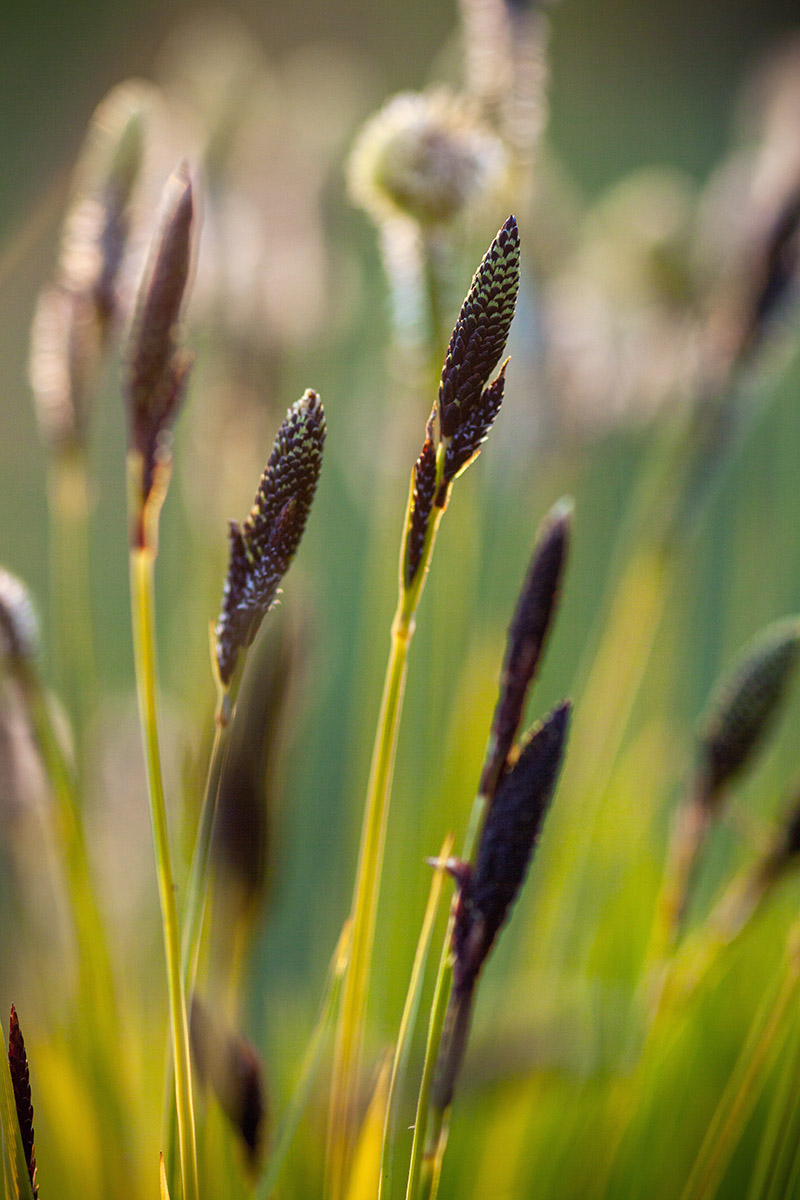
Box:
130;546;198;1200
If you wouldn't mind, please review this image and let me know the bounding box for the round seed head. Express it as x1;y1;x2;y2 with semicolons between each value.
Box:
348;88;507;228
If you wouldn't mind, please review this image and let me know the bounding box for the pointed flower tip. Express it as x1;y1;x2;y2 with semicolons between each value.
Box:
215;392;326;686
0;568;39;669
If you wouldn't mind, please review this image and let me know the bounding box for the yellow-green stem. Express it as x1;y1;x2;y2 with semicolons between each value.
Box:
326;447;447;1200
406;789;488;1200
48;446;98;783
130;546;198;1200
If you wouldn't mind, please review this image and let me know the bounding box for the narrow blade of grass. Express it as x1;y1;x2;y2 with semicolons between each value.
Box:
379;835;453;1200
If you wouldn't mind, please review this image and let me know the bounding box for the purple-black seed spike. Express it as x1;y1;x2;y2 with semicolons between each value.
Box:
403;410;437;587
215;391;325;686
123;164;194;503
453;700;570;990
8;1006;38;1199
437;365;507;504
190;996;267;1167
696;617;800;809
437;216;520;443
479;498;572;799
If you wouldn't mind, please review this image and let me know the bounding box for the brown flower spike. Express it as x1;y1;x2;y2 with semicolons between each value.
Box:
123;164;194;516
215;391;326;687
8;1005;38;1199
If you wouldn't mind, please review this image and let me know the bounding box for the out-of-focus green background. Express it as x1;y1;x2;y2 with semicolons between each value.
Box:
6;3;800;1198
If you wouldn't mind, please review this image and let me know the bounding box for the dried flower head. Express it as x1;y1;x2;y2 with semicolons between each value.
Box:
348;88;507;229
215;391;325;686
8;1006;38;1199
0;570;39;671
190;996;267;1167
29;81;152;453
697;617;800;808
123;163;195;509
480;497;572;798
452;700;570;991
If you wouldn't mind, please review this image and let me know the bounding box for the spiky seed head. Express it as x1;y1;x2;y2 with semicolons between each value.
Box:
453;700;570;990
697;617;800;806
480;497;572;798
215;391;325;686
347;88;507;229
190;996;267;1167
8;1006;37;1199
0;570;39;670
439;362;507;500
437;214;520;452
123;164;195;503
403;411;437;587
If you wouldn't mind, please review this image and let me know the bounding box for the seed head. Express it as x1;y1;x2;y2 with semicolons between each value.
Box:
480;497;572;798
452;700;570;990
403;412;437;587
123;164;195;505
190;996;267;1167
215;391;325;686
0;570;39;671
437;214;520;449
697;617;800;807
8;1006;37;1199
348;88;507;229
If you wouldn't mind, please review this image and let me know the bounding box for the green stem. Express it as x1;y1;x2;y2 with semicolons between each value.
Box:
326;447;447;1200
405;790;488;1200
130;545;198;1200
48;446;97;780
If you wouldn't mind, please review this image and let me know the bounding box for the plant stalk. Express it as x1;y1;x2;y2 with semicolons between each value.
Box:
326;446;447;1200
130;543;198;1200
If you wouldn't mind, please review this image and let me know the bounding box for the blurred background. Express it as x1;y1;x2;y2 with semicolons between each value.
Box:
5;1;800;1197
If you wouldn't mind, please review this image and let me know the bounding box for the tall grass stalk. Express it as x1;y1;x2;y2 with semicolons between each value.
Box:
327;442;448;1200
129;538;198;1200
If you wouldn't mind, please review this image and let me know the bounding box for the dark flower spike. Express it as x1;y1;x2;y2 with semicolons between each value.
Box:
438;361;507;501
190;996;267;1168
696;617;800;810
480;497;572;800
8;1006;38;1199
437;214;519;448
0;569;39;671
453;699;571;991
403;410;437;587
123;164;194;511
433;700;570;1110
215;391;325;687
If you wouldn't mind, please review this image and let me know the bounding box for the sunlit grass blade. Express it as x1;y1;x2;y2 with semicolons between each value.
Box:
378;835;453;1200
160;1152;171;1200
345;1054;391;1200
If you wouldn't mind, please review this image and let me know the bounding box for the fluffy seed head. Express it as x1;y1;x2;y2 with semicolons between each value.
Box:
453;700;570;989
348;88;507;228
697;617;800;806
123;164;195;503
215;391;325;686
437;214;520;449
8;1006;37;1199
0;570;39;670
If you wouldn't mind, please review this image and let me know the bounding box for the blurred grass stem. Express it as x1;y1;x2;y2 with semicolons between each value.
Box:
129;536;198;1200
